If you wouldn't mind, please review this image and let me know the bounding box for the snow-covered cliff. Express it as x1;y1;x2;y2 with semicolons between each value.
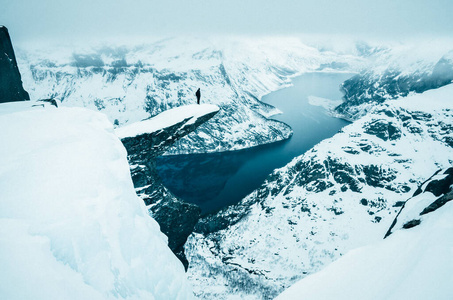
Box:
0;102;193;299
118;104;220;269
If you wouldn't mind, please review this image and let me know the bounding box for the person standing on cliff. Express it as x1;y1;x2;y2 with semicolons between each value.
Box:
196;88;201;104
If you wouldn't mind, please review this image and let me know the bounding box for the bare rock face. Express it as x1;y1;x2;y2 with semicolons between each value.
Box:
0;26;29;103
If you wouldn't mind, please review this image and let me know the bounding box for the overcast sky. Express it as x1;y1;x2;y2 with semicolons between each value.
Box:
1;0;452;43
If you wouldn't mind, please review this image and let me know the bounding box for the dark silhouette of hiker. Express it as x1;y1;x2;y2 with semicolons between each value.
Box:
196;88;201;104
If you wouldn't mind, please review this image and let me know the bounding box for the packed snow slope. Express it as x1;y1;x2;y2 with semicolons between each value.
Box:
277;167;453;300
16;37;366;154
0;102;193;300
185;84;453;299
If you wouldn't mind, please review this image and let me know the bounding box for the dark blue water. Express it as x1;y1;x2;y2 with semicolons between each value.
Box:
156;72;353;214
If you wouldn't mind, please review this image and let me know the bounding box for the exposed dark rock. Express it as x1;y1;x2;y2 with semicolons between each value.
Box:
364;119;401;141
402;219;421;229
333;170;361;192
385;167;453;238
420;190;453;216
412;169;444;197
443;136;453;147
342;146;360;154
362;165;397;188
0;26;29;103
38;98;58;107
393;201;405;207
419;168;453;215
121;108;218;269
422;168;453;197
327;206;344;215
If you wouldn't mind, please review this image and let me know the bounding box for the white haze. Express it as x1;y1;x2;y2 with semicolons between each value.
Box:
1;0;453;44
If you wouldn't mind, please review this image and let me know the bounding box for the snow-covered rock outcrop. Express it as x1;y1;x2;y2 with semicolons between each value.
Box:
277;167;453;300
0;102;193;299
118;104;219;269
185;84;453;299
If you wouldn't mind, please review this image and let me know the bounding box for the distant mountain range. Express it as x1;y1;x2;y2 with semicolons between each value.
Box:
16;37;366;154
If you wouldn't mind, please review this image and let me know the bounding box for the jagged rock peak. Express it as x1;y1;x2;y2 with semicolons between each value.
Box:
0;26;29;103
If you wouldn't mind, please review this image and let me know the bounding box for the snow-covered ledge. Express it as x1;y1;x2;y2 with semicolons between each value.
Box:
116;104;219;139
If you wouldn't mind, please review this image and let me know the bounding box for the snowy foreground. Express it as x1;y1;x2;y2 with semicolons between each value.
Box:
0;102;193;299
277;169;453;300
277;205;453;300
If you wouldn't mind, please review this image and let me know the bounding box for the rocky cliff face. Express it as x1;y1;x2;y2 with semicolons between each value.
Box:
0;26;29;103
119;106;219;269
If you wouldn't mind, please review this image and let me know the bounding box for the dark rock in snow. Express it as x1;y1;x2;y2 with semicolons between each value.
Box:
0;26;29;103
364;119;401;141
38;98;59;107
402;219;421;229
385;167;453;238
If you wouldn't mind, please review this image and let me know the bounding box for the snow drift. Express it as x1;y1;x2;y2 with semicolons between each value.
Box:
0;102;193;299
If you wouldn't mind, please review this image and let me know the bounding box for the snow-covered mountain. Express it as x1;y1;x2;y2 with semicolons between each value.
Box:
277;167;453;300
16;37;365;154
335;42;453;120
185;84;453;299
0;102;193;299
